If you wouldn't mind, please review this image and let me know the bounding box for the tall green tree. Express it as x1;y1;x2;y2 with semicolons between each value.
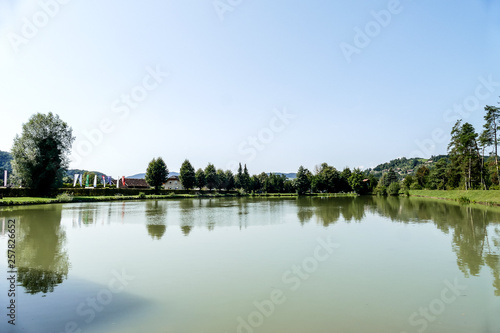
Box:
235;163;243;189
241;164;251;191
145;157;168;193
385;168;399;186
448;120;481;190
216;169;227;190
428;159;448;190
482;105;500;184
11;112;74;195
340;167;353;192
295;166;311;195
225;170;235;190
195;168;206;190
204;163;217;190
179;159;196;190
415;166;430;188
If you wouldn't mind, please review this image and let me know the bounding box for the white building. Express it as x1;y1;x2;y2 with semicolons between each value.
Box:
164;176;184;190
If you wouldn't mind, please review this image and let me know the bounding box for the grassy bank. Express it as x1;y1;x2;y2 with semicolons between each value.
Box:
0;192;359;206
409;190;500;205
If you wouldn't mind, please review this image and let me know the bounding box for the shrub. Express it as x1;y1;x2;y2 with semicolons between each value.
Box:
387;182;401;196
138;192;147;199
459;196;470;204
56;192;74;203
410;183;423;190
375;185;387;196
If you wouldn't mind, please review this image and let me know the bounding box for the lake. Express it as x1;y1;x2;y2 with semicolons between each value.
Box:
1;196;499;333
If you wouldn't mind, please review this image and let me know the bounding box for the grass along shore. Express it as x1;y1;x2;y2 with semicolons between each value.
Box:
0;192;358;206
409;190;500;205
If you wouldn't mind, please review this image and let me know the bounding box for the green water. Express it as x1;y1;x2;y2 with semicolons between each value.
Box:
1;196;499;333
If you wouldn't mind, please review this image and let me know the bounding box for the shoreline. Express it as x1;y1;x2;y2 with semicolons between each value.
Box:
0;192;358;207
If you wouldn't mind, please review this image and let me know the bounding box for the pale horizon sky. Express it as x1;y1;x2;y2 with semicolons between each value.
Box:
1;0;500;177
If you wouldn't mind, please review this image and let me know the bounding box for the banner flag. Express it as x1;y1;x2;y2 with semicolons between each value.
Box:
102;175;106;187
117;176;119;188
4;170;7;186
79;174;82;187
86;175;89;187
93;175;97;188
122;176;125;188
108;176;112;185
73;174;78;187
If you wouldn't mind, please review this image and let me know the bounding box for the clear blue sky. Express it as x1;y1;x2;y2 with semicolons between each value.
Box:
1;0;499;177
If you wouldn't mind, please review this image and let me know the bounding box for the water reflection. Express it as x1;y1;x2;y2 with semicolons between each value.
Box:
294;196;500;296
145;201;167;240
7;205;69;294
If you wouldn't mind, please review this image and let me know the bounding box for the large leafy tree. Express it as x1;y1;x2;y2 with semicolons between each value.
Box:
216;169;227;190
11;112;74;195
295;166;311;195
195;168;206;190
313;163;341;193
204;163;217;190
348;168;367;194
145;157;168;193
179;159;196;190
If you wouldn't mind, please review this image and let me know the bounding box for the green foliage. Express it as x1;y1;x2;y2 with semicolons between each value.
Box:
145;157;168;193
195;168;206;190
204;163;217;190
312;163;342;193
348;168;368;194
448;120;482;190
0;150;12;173
11;112;74;195
225;170;235;190
376;185;387;196
179;159;196;190
216;169;227;190
138;192;147;199
458;196;471;204
415;165;430;188
55;192;74;202
294;166;311;195
387;182;401;196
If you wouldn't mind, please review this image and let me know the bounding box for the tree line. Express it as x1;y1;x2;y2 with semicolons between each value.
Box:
146;157;378;194
399;104;500;191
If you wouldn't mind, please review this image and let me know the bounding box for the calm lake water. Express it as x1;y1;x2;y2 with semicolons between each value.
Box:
1;196;499;333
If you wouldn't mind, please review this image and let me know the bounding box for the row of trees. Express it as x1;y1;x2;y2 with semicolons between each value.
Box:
146;158;380;195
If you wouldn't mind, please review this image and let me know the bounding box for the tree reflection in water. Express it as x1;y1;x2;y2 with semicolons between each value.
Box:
300;196;500;296
14;205;69;294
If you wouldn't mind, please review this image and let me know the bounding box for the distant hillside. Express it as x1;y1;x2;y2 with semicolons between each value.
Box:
0;150;12;173
369;155;449;177
128;172;179;179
